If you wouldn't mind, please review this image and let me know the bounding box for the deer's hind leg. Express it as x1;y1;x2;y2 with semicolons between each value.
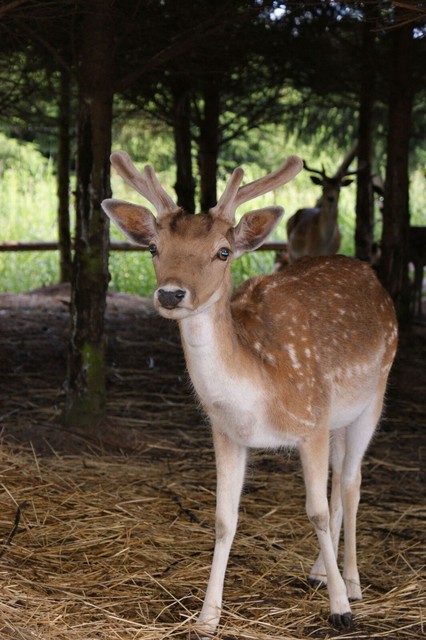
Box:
309;427;346;587
341;390;385;601
300;429;352;629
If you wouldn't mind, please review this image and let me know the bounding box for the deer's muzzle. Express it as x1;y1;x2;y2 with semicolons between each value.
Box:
156;288;186;309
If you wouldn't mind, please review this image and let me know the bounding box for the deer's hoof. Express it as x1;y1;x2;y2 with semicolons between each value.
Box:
345;579;362;602
329;611;353;630
307;576;327;590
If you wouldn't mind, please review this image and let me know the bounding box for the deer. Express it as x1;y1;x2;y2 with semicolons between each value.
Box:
102;151;398;638
286;161;356;264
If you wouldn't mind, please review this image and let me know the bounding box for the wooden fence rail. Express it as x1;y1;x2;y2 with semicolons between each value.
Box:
0;241;287;252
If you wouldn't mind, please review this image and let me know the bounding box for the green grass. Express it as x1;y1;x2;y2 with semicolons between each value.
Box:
108;251;157;296
0;251;60;292
0;134;60;291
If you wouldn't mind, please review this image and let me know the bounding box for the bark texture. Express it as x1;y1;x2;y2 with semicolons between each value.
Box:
57;67;72;282
172;83;195;213
379;22;414;322
65;0;114;428
198;84;220;212
355;19;375;263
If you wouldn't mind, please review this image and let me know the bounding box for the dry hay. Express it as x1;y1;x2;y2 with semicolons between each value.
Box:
0;289;425;639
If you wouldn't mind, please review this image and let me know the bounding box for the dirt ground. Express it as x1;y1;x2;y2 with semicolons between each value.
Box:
0;286;424;639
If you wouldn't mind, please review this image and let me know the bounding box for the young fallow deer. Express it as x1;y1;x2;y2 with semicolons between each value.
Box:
102;151;398;637
286;161;355;263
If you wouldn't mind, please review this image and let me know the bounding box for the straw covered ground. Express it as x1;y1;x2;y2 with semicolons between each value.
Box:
0;287;424;640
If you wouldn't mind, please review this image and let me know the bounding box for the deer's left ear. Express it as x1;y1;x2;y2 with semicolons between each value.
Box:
232;206;284;258
102;199;158;246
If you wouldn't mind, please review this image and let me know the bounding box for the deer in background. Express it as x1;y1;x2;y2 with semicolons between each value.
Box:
286;160;356;263
102;151;398;638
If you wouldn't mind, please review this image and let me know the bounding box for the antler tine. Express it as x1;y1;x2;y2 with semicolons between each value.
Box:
110;151;177;217
142;165;178;216
234;155;303;210
210;167;245;223
343;167;361;178
303;160;328;178
341;159;367;180
211;156;303;224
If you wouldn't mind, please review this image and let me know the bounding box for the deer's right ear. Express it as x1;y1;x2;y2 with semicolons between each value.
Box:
102;199;158;246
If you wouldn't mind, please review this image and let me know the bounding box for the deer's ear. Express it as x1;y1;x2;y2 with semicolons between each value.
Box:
310;176;323;186
341;178;353;187
102;199;157;246
232;206;284;258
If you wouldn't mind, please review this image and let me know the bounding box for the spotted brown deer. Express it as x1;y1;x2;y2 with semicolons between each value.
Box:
286;161;356;263
102;151;398;637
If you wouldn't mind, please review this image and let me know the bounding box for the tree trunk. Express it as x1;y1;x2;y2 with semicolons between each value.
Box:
57;67;72;282
198;84;220;212
355;19;375;262
379;21;414;322
64;0;114;428
172;83;195;213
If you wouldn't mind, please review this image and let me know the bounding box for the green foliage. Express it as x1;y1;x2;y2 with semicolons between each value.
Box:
108;251;158;295
0;252;59;292
0;134;61;291
231;251;275;288
112;114;175;175
410;168;426;226
0;133;57;241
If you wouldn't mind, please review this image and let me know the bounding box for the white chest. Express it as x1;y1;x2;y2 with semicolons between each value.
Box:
180;314;300;450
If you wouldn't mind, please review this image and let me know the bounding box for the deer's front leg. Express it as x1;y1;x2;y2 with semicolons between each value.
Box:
196;429;247;637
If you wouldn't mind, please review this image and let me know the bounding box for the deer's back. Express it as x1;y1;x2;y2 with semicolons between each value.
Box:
231;255;397;399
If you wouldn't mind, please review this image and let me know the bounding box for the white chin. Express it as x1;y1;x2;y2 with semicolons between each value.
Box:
154;289;221;319
155;304;194;320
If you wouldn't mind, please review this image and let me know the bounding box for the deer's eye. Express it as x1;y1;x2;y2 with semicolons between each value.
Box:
217;247;230;261
148;244;158;256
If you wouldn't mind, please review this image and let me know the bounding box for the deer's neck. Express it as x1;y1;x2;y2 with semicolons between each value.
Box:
318;196;339;238
177;284;304;449
179;295;236;369
178;294;257;408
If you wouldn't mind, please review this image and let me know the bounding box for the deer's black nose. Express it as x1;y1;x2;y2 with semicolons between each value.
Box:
157;288;186;309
